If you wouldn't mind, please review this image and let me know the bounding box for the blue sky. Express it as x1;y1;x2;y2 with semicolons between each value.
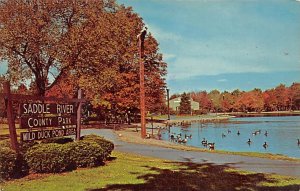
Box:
118;0;300;94
1;0;299;94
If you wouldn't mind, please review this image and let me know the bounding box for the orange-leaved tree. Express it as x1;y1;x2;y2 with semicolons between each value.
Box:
0;0;139;96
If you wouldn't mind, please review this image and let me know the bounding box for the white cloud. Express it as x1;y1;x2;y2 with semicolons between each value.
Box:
147;24;182;42
168;56;269;80
165;35;300;80
217;79;227;82
163;53;176;61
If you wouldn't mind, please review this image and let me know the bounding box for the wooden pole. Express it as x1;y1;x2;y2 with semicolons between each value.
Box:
3;81;19;152
151;116;153;136
76;89;82;141
139;29;147;138
167;88;170;120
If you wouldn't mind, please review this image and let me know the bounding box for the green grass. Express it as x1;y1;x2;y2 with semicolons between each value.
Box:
1;151;299;191
0;123;25;141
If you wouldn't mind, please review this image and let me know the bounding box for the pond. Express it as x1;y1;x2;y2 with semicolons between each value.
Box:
160;116;300;158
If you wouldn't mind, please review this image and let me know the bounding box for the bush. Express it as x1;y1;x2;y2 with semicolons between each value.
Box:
40;137;74;144
0;139;11;148
68;141;105;168
25;143;75;173
25;139;108;173
81;134;114;159
19;141;38;154
20;135;113;174
0;141;31;179
0;147;17;180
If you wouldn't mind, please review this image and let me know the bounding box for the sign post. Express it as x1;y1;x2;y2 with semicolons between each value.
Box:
3;82;19;152
1;81;85;144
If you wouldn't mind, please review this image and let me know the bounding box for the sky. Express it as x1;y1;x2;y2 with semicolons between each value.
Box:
118;0;300;94
1;0;299;94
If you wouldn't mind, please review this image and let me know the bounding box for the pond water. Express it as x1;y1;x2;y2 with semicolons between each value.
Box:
160;116;300;158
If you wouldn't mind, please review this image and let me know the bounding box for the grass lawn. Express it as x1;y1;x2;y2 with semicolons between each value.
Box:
1;151;299;191
0;123;25;141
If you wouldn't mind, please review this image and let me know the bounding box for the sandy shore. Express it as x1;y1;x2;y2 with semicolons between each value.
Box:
116;127;207;152
116;114;233;152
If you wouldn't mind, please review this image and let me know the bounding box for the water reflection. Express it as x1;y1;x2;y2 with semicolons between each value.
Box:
160;116;300;158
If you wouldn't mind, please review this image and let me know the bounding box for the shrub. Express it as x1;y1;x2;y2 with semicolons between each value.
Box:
81;134;114;159
0;147;17;180
19;141;38;154
68;141;105;168
40;137;74;144
0;139;11;148
25;140;107;173
0;141;31;179
25;143;75;173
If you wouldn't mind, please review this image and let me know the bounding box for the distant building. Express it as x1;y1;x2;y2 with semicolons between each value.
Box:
167;97;200;112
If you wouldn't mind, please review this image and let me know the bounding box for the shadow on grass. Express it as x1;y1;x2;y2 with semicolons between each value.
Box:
106;156;117;162
86;162;300;191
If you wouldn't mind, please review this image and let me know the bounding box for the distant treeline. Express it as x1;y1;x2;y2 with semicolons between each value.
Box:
170;82;300;113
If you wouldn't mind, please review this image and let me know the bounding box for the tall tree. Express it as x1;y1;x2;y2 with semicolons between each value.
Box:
289;83;300;110
263;89;277;111
220;91;235;112
208;89;221;112
179;92;191;115
0;0;130;96
0;76;6;117
274;84;289;111
191;91;212;113
79;11;167;114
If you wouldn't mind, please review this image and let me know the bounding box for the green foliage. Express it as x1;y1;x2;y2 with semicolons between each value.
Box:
24;135;113;173
0;141;32;179
81;134;114;159
0;135;114;175
19;141;38;153
2;151;300;191
40;137;74;144
0;139;11;148
68;141;105;168
179;92;191;114
0;147;17;180
25;143;75;173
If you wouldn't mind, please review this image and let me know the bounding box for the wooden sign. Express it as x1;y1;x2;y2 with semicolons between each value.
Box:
20;116;77;128
20;103;76;115
20;128;77;141
2;81;85;149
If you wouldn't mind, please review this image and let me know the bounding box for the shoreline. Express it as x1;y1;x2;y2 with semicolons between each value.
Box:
115;114;300;162
116;127;300;162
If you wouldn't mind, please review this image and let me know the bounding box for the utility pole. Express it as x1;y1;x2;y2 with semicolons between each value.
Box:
166;88;170;120
76;89;82;141
138;27;147;138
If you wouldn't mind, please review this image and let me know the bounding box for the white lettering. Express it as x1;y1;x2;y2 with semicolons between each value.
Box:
27;117;53;128
28;118;33;128
23;104;28;114
22;103;51;114
57;104;74;114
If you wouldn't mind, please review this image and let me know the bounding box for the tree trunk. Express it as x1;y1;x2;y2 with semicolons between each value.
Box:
35;77;46;96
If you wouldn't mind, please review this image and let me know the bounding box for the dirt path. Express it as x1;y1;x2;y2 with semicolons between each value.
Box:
81;129;300;178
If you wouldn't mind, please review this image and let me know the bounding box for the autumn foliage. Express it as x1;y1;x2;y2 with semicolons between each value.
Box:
0;0;167;115
189;83;300;113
